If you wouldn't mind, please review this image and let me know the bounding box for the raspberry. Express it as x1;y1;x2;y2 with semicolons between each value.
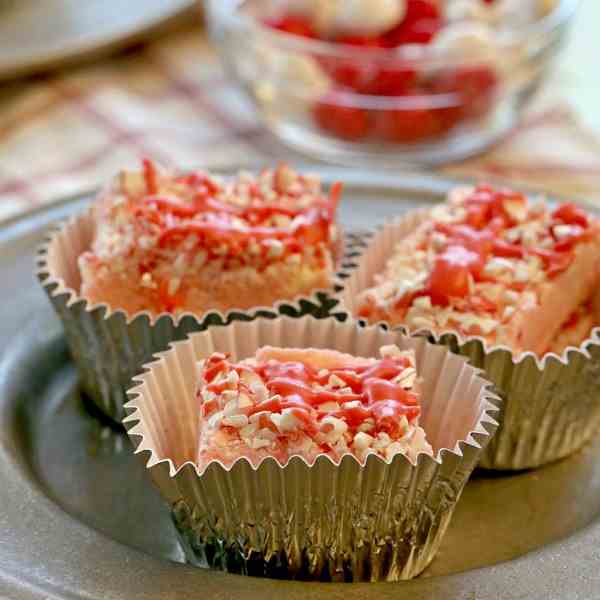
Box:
313;94;370;141
431;104;462;135
319;55;373;90
318;35;382;91
381;0;442;47
361;63;417;96
263;16;317;38
334;35;383;48
402;0;441;24
432;65;498;120
375;108;440;143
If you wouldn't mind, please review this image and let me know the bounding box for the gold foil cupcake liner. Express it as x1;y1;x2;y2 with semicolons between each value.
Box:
37;208;362;423
123;316;498;582
340;210;600;470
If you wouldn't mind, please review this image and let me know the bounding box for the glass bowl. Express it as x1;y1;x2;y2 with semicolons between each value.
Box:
207;0;579;166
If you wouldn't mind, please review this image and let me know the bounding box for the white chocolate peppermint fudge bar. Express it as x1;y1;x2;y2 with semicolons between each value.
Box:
79;160;340;315
196;345;432;468
356;185;600;355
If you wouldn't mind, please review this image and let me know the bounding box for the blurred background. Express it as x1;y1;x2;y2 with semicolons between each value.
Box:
0;0;598;223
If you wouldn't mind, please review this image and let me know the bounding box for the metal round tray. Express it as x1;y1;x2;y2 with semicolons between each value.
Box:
1;169;599;599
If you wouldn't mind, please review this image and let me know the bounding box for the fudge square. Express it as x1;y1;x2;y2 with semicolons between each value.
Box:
196;344;433;468
79;160;341;315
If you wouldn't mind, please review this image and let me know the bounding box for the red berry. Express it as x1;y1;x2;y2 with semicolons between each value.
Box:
456;67;498;118
433;66;498;120
335;35;383;48
318;36;383;92
375;108;440;143
405;0;441;21
431;104;462;135
383;20;441;46
362;63;417;96
381;0;442;47
321;55;416;96
263;16;317;38
319;55;374;90
313;94;370;141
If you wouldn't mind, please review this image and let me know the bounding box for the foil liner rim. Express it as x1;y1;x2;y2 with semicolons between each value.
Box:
123;314;500;479
37;206;363;327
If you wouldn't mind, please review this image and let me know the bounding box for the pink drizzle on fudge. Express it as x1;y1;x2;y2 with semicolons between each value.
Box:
357;185;600;355
79;160;340;315
196;345;432;468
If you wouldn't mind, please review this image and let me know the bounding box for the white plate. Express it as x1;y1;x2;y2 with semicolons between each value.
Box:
0;0;195;80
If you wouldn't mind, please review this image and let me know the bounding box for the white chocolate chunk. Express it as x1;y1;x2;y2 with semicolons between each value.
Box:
432;21;496;57
271;410;300;432
319;401;341;412
222;414;249;428
314;0;406;36
504;199;528;223
353;431;374;451
327;374;346;389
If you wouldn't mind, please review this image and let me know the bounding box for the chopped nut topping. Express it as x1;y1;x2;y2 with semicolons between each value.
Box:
356;184;598;351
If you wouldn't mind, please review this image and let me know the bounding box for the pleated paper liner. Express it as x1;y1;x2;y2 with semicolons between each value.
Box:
341;209;600;470
37;206;362;423
123;316;498;582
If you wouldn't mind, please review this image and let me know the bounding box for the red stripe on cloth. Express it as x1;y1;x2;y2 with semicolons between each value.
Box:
0;127;263;199
148;73;232;102
0;178;39;204
520;106;574;129
146;55;264;144
52;81;174;166
0;95;65;142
